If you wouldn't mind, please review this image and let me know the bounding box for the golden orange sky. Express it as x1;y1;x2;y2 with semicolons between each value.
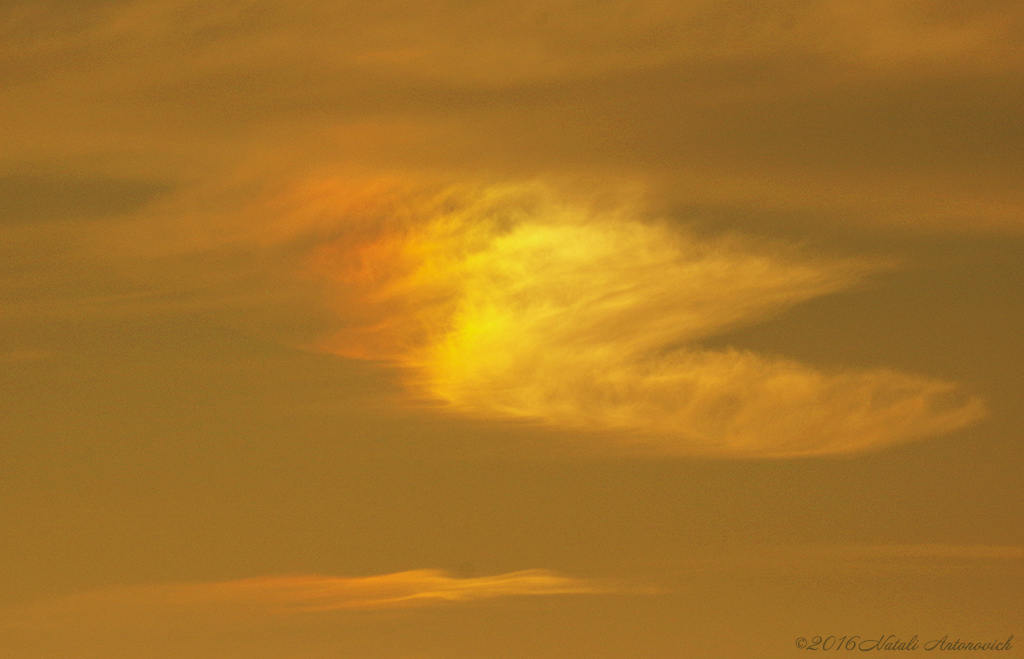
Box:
1;1;1022;657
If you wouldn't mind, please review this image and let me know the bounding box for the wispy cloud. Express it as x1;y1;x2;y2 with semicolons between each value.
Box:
0;171;987;453
0;569;619;659
165;569;611;612
6;569;611;621
310;181;984;456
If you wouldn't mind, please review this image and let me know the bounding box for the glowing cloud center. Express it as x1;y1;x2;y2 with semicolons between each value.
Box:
316;184;984;456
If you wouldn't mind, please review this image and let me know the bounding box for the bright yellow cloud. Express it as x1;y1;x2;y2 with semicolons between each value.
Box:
313;181;984;456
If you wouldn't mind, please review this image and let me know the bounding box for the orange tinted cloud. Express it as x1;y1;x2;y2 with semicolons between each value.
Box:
176;569;609;611
311;181;984;456
0;570;616;659
5;569;610;621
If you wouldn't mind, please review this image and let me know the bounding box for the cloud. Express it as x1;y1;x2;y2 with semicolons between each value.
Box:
0;169;987;454
6;0;1020;89
0;569;618;659
310;181;984;456
5;569;611;621
171;569;610;612
3;0;1023;232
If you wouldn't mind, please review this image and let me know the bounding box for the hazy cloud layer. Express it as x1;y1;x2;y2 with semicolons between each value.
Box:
2;0;1023;231
308;181;984;456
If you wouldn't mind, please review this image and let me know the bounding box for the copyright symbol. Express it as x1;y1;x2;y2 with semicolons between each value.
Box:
796;637;808;649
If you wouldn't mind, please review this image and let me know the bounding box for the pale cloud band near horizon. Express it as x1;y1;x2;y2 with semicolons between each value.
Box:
5;547;1016;626
3;569;612;623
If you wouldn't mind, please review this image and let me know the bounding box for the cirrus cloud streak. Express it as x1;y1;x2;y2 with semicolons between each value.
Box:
5;569;608;618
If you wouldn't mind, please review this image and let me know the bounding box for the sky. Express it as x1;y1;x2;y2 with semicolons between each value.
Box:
1;0;1022;657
